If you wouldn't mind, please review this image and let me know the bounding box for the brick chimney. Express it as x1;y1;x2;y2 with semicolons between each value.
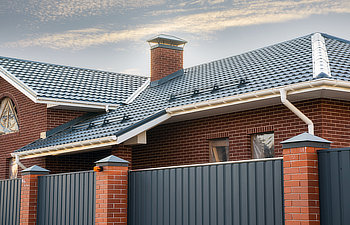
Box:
147;34;187;82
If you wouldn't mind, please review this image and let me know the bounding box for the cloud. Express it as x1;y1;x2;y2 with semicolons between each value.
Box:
4;0;350;50
8;0;165;22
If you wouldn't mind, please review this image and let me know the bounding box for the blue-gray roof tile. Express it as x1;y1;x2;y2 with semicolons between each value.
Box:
0;56;148;105
14;33;350;153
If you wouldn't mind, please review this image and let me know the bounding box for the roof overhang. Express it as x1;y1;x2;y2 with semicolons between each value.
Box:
0;66;119;111
12;136;118;159
13;78;350;159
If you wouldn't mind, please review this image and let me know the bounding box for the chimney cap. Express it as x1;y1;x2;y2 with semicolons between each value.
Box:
147;34;187;46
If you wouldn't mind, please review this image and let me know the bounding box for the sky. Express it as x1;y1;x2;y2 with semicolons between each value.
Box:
0;0;350;77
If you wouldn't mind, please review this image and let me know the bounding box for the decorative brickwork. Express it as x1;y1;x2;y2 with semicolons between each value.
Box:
150;46;183;81
95;157;129;225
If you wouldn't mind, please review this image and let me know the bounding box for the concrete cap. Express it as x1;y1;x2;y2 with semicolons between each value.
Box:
147;34;187;46
21;165;50;175
281;132;331;149
95;155;129;167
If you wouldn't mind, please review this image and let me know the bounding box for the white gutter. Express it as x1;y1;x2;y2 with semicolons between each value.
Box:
36;97;119;110
12;136;118;159
124;79;150;104
279;88;314;135
166;78;350;114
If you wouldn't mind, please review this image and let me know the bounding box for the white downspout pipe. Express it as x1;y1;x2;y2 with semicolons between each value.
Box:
280;88;314;135
14;154;27;170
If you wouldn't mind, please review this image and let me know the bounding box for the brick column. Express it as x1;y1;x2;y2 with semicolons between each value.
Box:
20;165;49;225
95;155;129;225
281;133;331;225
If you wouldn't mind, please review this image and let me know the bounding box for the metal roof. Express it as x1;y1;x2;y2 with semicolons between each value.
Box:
0;56;148;105
14;33;350;153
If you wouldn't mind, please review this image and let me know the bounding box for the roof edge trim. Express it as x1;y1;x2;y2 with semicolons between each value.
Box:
0;66;38;102
13;136;117;159
124;79;150;104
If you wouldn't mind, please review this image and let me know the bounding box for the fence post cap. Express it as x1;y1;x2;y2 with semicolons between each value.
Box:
281;132;331;149
21;165;50;175
95;155;129;167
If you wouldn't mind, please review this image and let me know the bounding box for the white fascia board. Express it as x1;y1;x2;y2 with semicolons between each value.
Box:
0;66;38;102
14;136;117;159
37;97;119;110
116;113;171;144
124;79;150;104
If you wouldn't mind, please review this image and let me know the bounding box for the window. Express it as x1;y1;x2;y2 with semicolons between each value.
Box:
209;138;229;162
0;98;19;135
251;132;274;159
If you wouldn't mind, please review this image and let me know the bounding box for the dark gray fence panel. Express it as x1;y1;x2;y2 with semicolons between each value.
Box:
318;148;350;225
0;178;21;225
128;158;284;225
37;170;96;225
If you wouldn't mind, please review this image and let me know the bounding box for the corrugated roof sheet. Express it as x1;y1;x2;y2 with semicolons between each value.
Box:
14;33;350;152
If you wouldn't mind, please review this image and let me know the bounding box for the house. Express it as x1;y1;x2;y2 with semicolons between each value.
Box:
1;32;350;180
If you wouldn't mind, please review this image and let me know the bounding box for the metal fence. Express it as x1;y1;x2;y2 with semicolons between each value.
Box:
37;170;96;225
0;178;21;225
128;158;284;225
318;148;350;225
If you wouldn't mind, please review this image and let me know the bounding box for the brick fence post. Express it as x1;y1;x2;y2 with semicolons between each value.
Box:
281;132;331;225
20;165;49;225
95;155;129;225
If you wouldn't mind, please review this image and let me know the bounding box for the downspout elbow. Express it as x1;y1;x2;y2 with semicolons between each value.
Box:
279;89;314;135
14;153;27;170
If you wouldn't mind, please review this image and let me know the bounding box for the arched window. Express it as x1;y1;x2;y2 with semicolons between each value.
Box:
0;97;19;135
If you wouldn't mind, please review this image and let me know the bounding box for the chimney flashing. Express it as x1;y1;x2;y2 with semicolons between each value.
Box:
150;44;184;51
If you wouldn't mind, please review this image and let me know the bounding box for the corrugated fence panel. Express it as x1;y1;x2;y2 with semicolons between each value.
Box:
318;148;350;225
128;158;284;225
0;178;21;225
37;170;96;225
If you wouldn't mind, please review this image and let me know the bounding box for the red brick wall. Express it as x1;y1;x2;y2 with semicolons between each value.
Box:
0;77;48;179
319;99;350;148
47;108;85;130
132;99;350;170
150;47;183;81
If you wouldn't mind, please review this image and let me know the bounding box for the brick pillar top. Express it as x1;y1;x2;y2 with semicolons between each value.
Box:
20;165;49;225
147;34;187;82
281;132;331;149
282;133;331;225
95;155;129;225
95;155;129;167
21;165;50;175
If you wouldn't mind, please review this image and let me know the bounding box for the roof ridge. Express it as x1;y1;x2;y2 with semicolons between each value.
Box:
0;55;148;79
321;33;350;45
184;34;312;72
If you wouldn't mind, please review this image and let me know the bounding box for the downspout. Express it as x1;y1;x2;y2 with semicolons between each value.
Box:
280;88;314;135
14;153;27;170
